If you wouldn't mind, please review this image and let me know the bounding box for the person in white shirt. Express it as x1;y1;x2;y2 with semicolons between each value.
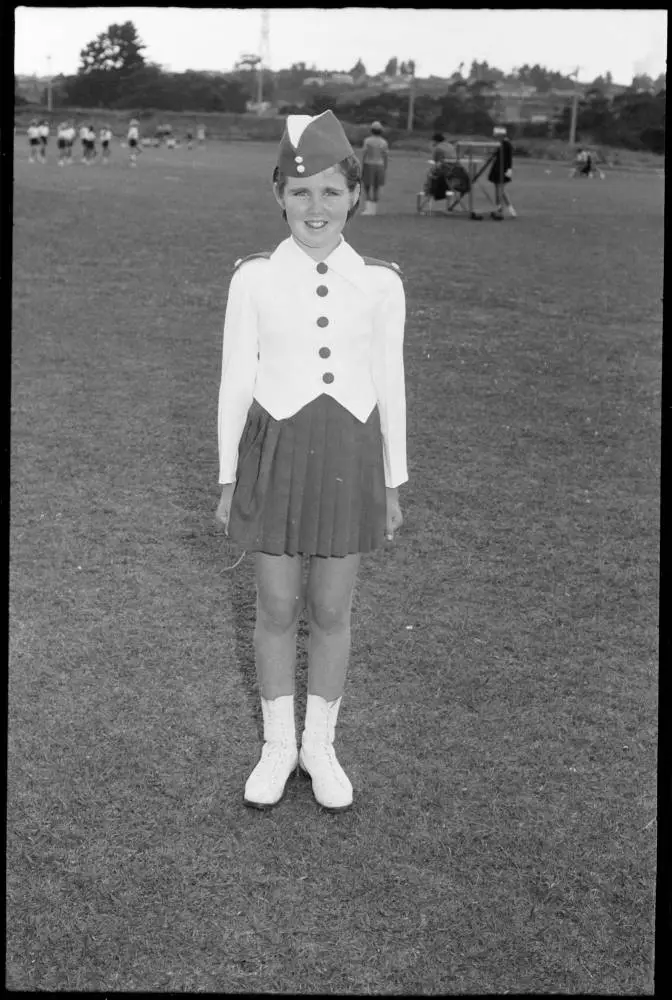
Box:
77;123;88;162
216;110;407;814
38;120;49;162
27;120;41;163
197;124;206;145
57;121;69;165
127;119;139;166
63;122;76;163
100;125;112;163
569;146;601;179
80;125;96;164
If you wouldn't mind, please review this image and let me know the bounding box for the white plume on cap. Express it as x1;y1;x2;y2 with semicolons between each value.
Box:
287;112;329;149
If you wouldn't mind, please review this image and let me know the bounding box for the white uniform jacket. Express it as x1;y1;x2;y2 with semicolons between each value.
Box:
218;236;408;488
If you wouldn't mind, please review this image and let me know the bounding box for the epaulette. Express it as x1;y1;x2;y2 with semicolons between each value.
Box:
362;256;403;278
233;251;273;270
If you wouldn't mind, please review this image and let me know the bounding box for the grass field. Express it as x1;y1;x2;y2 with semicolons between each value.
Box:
9;140;661;993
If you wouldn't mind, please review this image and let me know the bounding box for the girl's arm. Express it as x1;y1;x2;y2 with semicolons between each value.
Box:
372;272;408;488
218;265;259;484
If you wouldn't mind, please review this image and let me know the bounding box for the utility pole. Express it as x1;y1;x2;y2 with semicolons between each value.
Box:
406;60;416;132
47;54;53;111
257;9;270;112
569;65;581;147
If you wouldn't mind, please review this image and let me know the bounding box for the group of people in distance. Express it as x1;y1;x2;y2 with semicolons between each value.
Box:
24;117;206;166
421;124;517;219
26;119;50;163
361;118;517;220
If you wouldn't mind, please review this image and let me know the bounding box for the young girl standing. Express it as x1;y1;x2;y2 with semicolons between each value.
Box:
216;110;407;812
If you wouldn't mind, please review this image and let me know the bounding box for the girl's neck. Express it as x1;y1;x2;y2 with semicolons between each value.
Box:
291;234;344;262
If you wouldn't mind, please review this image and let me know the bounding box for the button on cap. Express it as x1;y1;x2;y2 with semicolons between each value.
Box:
319;347;331;359
322;372;334;384
317;316;329;328
316;285;328;297
316;262;328;274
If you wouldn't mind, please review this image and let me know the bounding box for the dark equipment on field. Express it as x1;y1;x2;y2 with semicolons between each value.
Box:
417;139;503;220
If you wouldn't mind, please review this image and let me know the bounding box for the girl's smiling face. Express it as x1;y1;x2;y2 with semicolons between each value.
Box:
274;166;360;260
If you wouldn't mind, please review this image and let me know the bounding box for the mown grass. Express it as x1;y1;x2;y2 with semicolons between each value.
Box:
8;141;661;992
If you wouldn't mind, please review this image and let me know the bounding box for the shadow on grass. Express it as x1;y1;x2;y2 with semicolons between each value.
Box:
166;394;262;743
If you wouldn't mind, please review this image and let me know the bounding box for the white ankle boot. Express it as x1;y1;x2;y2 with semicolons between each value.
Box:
370;201;377;215
244;694;298;809
360;201;371;215
299;694;353;811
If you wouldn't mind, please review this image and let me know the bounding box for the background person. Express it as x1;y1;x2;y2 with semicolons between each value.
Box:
57;121;69;166
100;125;113;164
127;118;140;166
38;120;49;163
216;110;407;813
27;119;40;163
78;123;89;162
431;130;457;164
82;124;96;164
488;125;517;219
63;120;76;163
360;120;388;215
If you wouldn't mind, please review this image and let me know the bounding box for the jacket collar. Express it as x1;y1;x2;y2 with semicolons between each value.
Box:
273;236;370;294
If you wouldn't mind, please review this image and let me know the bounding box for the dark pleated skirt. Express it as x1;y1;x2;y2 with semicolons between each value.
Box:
228;394;387;557
362;163;386;189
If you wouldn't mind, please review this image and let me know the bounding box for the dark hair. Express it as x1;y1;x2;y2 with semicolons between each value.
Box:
273;155;362;220
432;132;445;144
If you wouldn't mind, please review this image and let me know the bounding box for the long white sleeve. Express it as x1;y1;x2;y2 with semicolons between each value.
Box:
218;266;260;484
371;272;408;488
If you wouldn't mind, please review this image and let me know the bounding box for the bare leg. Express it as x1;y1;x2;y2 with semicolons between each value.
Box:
501;189;516;215
306;554;360;701
254;552;304;700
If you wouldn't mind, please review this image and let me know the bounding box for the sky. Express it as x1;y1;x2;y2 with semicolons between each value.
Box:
14;6;668;85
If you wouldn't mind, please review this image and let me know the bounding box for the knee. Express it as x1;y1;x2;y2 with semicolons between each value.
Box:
307;598;350;634
256;591;302;634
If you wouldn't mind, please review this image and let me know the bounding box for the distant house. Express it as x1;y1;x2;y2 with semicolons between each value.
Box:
245;100;273;113
329;73;354;85
301;76;324;87
549;87;581;99
494;82;538;99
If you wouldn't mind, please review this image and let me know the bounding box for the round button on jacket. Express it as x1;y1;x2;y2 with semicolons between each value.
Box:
316;262;328;275
319;346;331;359
322;372;335;384
317;316;329;328
316;285;328;297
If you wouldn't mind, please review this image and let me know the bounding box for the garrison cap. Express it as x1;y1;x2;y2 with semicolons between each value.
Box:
276;110;354;178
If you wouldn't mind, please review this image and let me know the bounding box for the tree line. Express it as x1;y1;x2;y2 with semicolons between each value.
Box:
16;21;665;154
305;82;665;154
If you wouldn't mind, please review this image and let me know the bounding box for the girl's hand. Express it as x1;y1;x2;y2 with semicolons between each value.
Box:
215;483;235;533
385;488;403;541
